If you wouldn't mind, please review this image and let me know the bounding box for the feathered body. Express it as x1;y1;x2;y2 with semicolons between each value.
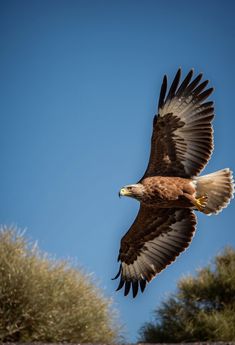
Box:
138;176;195;207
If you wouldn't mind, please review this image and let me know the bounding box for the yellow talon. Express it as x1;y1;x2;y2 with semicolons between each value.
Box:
194;195;208;212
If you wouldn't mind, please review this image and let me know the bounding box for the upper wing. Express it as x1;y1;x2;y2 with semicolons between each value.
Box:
142;69;214;179
113;206;196;297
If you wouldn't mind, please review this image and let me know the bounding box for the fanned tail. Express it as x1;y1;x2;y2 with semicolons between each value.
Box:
194;169;234;215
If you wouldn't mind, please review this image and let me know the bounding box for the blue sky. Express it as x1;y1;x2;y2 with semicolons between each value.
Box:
1;0;235;341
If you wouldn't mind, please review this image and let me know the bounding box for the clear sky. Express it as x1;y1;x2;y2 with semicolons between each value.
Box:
1;0;235;341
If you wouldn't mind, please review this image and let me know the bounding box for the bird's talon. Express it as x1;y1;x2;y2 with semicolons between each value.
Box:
194;195;208;212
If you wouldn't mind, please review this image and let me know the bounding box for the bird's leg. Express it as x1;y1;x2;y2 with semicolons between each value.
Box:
183;192;208;212
193;195;208;212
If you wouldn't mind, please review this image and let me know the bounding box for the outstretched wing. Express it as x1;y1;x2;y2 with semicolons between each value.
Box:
113;207;196;297
142;69;214;179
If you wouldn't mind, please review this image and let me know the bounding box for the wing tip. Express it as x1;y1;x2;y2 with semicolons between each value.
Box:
124;281;131;296
158;74;168;109
112;264;121;280
159;68;208;109
114;265;148;297
116;278;125;291
132;280;139;298
115;278;147;298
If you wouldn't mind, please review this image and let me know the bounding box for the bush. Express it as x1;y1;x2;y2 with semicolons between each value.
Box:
0;226;119;342
139;247;235;342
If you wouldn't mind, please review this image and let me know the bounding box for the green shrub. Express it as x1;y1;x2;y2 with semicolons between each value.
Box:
0;226;119;342
139;247;235;342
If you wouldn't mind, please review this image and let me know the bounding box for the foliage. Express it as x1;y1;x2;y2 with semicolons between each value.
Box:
139;247;235;342
0;226;119;342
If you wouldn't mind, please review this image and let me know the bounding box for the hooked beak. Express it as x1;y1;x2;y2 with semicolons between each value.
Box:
119;187;130;198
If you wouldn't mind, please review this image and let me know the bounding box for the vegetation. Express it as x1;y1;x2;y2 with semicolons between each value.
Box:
0;226;119;342
139;247;235;342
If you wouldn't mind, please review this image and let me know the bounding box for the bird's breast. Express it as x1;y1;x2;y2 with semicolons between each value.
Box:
140;176;195;208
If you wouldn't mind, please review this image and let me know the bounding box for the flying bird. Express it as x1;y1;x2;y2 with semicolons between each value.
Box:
113;69;234;298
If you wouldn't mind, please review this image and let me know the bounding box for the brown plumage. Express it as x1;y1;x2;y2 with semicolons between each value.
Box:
114;69;234;298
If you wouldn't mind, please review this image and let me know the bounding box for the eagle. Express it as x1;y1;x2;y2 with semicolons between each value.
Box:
113;69;234;298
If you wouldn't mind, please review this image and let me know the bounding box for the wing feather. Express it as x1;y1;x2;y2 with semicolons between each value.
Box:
177;69;194;95
113;206;196;297
166;68;181;101
158;75;167;109
142;69;214;178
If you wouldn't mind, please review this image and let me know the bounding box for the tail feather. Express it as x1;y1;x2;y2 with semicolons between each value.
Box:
194;168;234;215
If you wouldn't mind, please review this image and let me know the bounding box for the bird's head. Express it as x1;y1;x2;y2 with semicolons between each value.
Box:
119;183;145;200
